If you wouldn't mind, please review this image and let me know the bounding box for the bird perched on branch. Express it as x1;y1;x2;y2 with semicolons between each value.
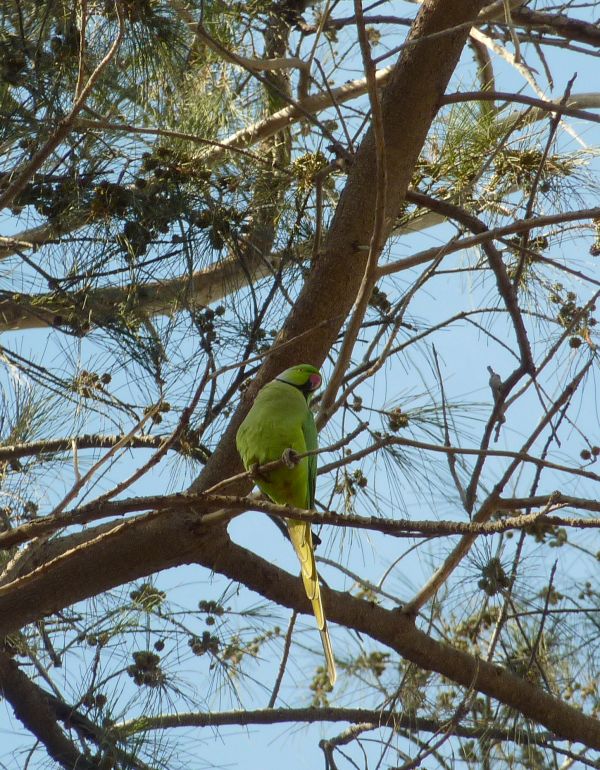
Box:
236;364;336;686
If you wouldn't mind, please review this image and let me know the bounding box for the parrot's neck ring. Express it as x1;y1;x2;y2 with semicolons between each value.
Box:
276;377;312;397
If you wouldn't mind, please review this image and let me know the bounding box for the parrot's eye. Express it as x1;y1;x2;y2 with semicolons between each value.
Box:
308;373;321;391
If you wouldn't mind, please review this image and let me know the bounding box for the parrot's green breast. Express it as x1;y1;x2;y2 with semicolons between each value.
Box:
236;379;316;509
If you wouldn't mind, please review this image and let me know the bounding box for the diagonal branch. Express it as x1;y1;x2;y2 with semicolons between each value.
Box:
405;190;534;374
403;357;593;615
315;0;388;426
0;652;97;770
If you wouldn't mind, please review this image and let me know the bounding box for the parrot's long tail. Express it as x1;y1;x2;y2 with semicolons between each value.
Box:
288;519;337;686
319;623;337;687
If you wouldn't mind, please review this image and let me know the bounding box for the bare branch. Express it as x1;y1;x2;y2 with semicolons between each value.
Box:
315;0;388;425
114;705;553;744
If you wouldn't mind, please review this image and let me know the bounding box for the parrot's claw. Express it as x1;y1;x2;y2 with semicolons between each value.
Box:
281;448;300;468
249;462;267;482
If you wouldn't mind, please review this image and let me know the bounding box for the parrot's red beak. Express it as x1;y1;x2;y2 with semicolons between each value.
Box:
308;373;322;391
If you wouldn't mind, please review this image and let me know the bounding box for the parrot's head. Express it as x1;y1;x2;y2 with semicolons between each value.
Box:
276;364;321;398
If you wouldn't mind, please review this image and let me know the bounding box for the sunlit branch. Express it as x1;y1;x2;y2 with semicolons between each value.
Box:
0;433;185;461
443;90;600;125
114;705;553;744
5;485;600;555
378;203;600;277
316;0;389;426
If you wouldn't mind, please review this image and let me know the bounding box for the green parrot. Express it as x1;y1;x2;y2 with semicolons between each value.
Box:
236;364;336;686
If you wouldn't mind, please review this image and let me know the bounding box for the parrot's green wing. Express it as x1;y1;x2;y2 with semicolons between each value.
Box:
302;406;318;510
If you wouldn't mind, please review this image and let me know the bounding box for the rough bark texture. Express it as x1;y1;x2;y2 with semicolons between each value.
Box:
0;652;97;770
208;540;600;750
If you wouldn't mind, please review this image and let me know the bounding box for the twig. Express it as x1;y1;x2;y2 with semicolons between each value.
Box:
320;433;600;487
75;0;87;100
204;422;368;495
267;610;297;708
526;560;558;675
513;75;576;288
320;254;445;428
433;346;468;508
320;722;378;767
469;27;544;100
7;487;600;555
0;433;206;463
510;6;600;49
405;190;534;375
90;363;211;505
48;405;161;519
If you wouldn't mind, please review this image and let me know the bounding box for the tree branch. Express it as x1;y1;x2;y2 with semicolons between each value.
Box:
116;705;551;745
405;190;534;374
510;6;600;49
403;357;593;615
0;652;97;770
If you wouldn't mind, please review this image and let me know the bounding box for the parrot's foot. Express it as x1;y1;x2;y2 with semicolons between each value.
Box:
281;448;300;468
249;462;267;482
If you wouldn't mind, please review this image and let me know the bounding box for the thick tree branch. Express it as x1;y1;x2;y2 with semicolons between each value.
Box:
5;197;599;334
211;540;600;749
0;250;292;331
